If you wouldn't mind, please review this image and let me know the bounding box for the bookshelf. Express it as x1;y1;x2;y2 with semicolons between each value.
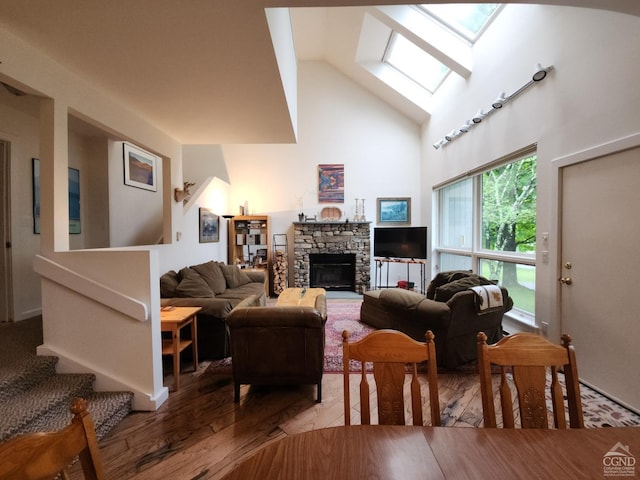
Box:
228;216;271;291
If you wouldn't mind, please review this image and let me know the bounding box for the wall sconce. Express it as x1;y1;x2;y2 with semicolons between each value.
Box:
174;181;196;203
432;63;554;149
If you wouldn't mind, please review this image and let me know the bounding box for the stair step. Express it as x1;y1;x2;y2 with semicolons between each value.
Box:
0;355;58;403
0;373;95;442
22;390;134;441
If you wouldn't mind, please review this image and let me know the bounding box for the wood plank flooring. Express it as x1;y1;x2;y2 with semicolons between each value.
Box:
69;360;483;479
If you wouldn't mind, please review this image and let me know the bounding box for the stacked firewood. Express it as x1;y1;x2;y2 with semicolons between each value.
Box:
272;249;288;295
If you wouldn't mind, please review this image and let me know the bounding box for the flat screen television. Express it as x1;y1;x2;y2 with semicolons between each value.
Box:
373;226;428;259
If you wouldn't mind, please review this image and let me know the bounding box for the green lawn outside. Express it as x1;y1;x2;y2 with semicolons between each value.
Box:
480;263;535;314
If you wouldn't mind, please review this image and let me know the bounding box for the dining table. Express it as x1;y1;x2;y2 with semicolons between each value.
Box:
221;425;639;479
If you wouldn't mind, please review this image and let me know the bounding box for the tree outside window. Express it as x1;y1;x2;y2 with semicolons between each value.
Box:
481;154;536;285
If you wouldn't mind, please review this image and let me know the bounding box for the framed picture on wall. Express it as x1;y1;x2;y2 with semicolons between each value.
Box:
32;158;81;234
199;208;219;243
123;142;157;191
377;197;411;225
68;167;81;234
318;164;344;203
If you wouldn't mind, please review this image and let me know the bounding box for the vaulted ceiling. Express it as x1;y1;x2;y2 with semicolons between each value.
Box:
0;1;637;144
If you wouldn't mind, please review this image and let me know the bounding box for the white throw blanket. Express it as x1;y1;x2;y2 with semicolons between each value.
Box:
469;285;503;313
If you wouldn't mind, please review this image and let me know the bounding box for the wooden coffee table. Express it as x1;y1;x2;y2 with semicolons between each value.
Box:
160;306;201;391
276;288;326;307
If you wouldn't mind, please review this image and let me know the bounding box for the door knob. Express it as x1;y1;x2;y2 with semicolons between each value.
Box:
559;277;573;285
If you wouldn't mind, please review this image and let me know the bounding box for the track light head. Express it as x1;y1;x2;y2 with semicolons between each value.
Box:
459;121;472;133
444;130;457;142
533;63;553;81
492;92;507;109
472;109;485;124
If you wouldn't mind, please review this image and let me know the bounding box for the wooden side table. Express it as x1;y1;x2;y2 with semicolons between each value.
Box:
160;306;201;391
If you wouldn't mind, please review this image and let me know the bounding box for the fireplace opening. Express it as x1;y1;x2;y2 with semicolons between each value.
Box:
309;253;356;291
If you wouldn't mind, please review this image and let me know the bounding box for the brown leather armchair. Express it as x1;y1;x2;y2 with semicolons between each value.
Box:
226;294;327;403
361;272;513;369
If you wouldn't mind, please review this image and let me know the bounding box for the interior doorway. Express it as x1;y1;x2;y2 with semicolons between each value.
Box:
559;143;640;412
0;140;13;322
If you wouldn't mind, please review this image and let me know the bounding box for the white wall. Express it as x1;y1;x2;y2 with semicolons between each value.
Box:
422;5;640;340
222;61;422;284
0;89;42;321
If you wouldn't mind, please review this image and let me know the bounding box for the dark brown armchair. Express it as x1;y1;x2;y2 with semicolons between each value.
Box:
360;271;513;369
226;294;327;403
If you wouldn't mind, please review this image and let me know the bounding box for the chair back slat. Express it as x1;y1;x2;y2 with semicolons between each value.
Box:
499;367;515;428
342;329;440;426
477;332;584;429
0;398;105;480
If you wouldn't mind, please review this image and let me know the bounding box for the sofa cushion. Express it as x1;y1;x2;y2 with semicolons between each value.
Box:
221;264;253;289
176;267;215;298
191;261;227;294
426;270;473;299
434;275;494;303
160;270;179;298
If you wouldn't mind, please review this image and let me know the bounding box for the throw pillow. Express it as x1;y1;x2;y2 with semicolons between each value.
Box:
191;261;227;294
434;274;494;303
176;267;215;298
221;264;252;289
426;270;473;299
159;270;179;298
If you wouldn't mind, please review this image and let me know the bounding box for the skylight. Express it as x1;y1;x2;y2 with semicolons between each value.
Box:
419;4;501;43
384;33;450;93
381;4;501;96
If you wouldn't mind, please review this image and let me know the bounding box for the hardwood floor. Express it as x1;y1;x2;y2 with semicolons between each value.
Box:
69;361;483;479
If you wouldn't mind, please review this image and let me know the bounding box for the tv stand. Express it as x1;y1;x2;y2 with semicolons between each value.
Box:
374;257;427;294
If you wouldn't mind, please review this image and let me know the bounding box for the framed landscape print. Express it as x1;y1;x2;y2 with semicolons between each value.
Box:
199;208;219;243
68;167;81;234
377;197;411;225
318;164;344;203
32;158;81;234
123;142;157;191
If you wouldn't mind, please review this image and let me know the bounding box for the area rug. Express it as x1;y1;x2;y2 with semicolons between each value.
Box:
207;299;640;428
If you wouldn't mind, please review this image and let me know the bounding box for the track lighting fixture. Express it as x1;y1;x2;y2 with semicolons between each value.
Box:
459;121;473;133
472;109;486;124
432;63;553;150
532;63;553;81
491;92;507;109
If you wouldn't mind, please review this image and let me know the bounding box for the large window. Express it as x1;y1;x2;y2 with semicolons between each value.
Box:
436;152;537;321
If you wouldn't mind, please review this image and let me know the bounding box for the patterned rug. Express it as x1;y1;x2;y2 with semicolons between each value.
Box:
208;299;640;428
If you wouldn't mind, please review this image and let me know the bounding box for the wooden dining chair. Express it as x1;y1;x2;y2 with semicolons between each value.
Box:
342;329;440;426
477;331;584;429
0;398;106;480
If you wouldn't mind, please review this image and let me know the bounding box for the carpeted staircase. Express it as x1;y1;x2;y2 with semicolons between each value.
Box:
0;317;133;443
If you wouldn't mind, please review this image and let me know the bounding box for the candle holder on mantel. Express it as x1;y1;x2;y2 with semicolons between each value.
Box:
353;198;366;221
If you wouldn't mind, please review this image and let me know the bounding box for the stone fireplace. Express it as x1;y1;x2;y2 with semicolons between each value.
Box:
293;221;370;293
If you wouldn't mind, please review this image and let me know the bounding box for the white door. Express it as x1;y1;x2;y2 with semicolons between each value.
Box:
560;146;640;411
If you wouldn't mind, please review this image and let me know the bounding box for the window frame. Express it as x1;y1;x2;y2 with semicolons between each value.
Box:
434;147;537;324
